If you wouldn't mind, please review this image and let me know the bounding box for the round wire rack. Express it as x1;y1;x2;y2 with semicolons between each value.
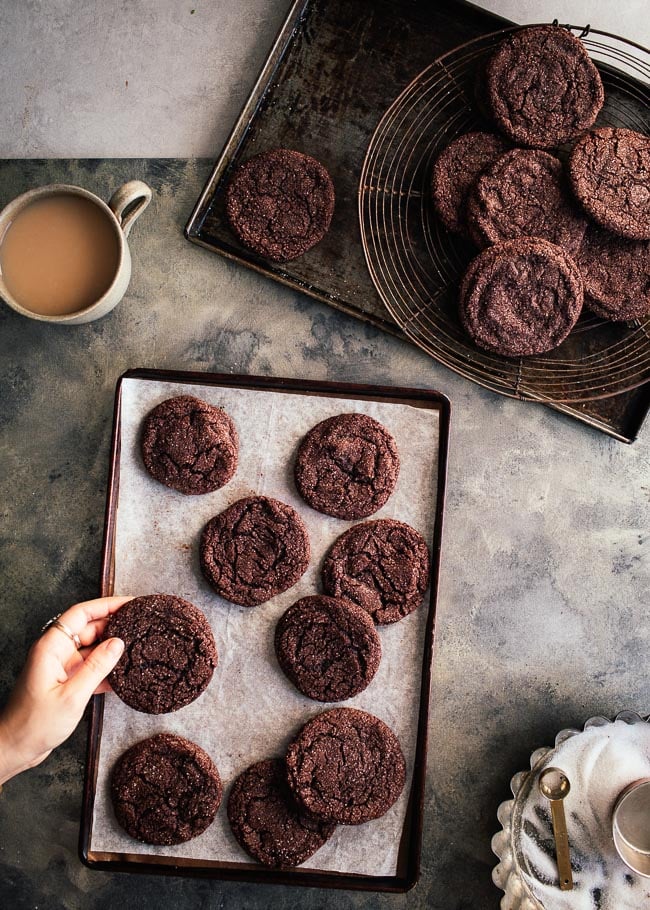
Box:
359;23;650;403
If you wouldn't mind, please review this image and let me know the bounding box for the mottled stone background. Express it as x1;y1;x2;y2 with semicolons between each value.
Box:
0;158;648;909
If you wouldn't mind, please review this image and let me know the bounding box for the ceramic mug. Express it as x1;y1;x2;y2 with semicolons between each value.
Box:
0;180;152;324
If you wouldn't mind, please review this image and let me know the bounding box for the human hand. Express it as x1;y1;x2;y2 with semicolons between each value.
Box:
0;596;130;785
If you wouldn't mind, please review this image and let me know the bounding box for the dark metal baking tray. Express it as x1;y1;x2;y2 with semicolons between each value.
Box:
79;367;450;891
184;0;650;443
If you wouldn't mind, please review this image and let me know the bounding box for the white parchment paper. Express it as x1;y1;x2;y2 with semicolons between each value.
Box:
89;376;440;875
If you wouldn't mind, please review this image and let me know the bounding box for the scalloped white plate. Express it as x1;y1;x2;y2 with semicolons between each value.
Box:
492;712;650;910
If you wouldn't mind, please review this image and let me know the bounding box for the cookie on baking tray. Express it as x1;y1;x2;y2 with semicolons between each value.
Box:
111;733;222;845
285;707;406;825
294;413;400;520
321;519;430;625
105;593;217;714
141;395;238;495
200;495;310;606
466;149;587;255
431;131;510;236
225;148;335;261
275;595;381;701
458;238;584;357
486;24;604;148
227;758;336;867
568;127;650;240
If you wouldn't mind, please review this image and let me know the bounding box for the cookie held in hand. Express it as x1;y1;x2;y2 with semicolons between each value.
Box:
105;594;217;714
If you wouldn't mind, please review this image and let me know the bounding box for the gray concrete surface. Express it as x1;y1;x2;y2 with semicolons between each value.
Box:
1;0;648;159
1;0;649;907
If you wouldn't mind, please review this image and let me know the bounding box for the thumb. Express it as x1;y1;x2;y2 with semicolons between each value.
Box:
66;638;125;706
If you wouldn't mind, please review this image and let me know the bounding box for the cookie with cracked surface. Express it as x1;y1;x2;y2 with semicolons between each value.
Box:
141;395;238;495
275;595;381;700
105;594;217;714
111;733;222;845
577;224;650;321
225;148;335;261
568;128;650;240
486;25;604;148
286;707;406;825
294;413;399;520
458;238;584;357
431;131;510;236
466;149;587;255
321;519;430;625
227;758;336;867
200;495;310;606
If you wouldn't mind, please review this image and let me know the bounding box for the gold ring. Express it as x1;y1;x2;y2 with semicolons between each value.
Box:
41;614;82;649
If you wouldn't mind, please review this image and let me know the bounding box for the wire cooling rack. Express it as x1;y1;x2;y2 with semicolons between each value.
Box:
359;23;650;404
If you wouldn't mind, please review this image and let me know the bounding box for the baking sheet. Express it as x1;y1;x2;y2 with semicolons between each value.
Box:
88;376;440;877
184;0;650;442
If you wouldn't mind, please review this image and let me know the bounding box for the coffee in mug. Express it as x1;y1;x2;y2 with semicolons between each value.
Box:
0;181;152;324
0;194;120;316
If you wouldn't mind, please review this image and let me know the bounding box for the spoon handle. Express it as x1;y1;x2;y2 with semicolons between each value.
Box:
550;799;573;891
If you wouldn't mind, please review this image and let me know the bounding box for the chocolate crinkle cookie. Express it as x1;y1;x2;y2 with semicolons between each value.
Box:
577;224;650;321
568;128;650;240
227;758;336;867
141;395;238;495
200;495;310;606
286;707;406;825
225;148;335;261
458;238;584;357
486;24;604;148
294;413;400;520
111;733;222;845
275;595;381;701
322;519;430;625
466;149;587;255
105;594;217;714
431;131;510;236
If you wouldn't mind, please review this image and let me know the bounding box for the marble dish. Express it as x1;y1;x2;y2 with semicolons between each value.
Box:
492;711;650;910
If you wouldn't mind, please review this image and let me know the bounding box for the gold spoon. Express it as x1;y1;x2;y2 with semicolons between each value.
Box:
539;767;574;891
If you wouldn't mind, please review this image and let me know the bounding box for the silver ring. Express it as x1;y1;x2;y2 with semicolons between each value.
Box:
41;613;82;649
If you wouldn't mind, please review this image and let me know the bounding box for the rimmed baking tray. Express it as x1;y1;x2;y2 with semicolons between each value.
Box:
184;0;650;442
79;367;450;891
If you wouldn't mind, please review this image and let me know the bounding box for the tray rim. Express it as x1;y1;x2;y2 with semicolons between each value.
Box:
78;366;451;892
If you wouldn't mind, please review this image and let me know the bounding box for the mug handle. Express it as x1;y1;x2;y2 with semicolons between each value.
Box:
108;180;152;238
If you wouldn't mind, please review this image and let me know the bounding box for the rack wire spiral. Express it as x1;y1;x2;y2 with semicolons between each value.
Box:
359;23;650;403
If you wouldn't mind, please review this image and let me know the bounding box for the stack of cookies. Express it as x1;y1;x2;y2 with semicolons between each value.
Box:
431;24;650;358
106;396;431;868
